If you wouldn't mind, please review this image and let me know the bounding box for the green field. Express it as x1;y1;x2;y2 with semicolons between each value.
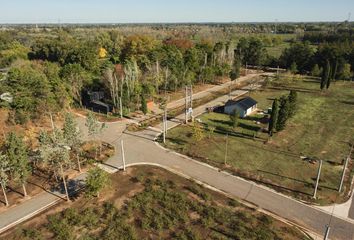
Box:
164;77;354;204
5;167;307;240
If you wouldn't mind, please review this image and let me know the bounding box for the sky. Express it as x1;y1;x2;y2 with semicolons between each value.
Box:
0;0;353;24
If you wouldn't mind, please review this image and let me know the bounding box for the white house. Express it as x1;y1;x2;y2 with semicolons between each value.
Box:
224;97;258;118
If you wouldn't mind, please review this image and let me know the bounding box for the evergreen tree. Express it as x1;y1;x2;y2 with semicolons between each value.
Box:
268;99;279;136
230;55;241;80
276;96;290;131
229;110;239;129
0;153;10;206
141;95;148;115
288;90;298;118
311;64;322;77
5;132;30;197
290;62;298;74
321;60;331;90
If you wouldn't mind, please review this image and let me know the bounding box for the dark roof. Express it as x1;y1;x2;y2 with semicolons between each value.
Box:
225;97;257;110
91;100;110;108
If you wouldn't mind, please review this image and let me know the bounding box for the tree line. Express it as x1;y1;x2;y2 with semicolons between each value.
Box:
0;112;108;206
268;90;297;136
1;26;354;123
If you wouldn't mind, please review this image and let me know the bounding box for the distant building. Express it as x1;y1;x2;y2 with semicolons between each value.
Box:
84;91;111;114
224;97;258;118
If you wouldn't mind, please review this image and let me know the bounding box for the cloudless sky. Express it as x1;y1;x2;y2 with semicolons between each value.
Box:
0;0;353;23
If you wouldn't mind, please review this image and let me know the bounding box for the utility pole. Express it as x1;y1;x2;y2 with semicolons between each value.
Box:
313;160;323;199
323;225;330;240
120;140;126;171
339;144;353;192
162;109;166;144
224;134;229;165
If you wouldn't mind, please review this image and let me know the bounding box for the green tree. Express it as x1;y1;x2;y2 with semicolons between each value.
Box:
321;60;331;90
276;96;290;131
85;112;106;159
38;129;72;201
63;113;82;172
229;110;239;129
60;64;90;107
268;99;279;136
85;167;110;198
288;90;297;118
230;56;241;80
338;63;353;80
141;95;148;115
0;153;10;206
290;62;298;74
280;42;314;73
311;64;322;77
207;125;216;139
5;132;30;197
192;123;205;142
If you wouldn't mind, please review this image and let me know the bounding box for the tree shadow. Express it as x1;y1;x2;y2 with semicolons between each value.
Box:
258;169;312;186
7;186;24;197
238;122;261;132
167;137;188;146
340;100;354;105
211;119;232;127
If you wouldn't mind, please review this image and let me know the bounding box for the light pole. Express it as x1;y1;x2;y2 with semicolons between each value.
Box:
313;160;323;199
339;144;353;192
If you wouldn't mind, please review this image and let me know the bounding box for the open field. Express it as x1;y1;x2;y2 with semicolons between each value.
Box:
163;77;354;204
3;166;307;240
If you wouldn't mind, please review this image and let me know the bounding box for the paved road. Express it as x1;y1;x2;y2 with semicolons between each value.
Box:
165;73;263;110
1;75;354;240
107;133;354;240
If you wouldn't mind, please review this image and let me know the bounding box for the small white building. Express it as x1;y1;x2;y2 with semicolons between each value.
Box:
224;97;258;118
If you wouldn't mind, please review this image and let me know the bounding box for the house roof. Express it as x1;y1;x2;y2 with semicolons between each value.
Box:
225;97;257;110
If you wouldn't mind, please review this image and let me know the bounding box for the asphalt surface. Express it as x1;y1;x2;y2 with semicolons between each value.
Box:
0;74;353;240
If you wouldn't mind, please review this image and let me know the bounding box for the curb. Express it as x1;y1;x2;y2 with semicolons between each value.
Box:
153;140;354;225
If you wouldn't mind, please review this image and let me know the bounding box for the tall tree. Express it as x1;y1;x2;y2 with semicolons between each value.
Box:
268;99;279;136
5;132;30;197
288;90;298;118
230;54;241;81
276;96;290;131
63;113;82;172
0;153;10;206
38;129;72;201
321;60;331;90
229;110;239;129
141;94;148;115
311;64;322;77
85;112;106;159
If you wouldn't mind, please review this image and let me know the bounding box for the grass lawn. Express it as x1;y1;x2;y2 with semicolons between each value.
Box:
4;166;307;240
164;77;354;204
265;42;290;58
